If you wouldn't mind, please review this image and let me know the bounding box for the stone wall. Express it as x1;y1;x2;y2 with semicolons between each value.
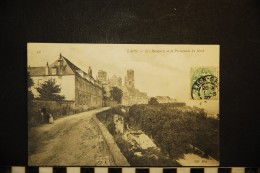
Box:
32;99;76;119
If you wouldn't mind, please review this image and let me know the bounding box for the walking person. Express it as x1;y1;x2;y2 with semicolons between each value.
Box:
48;112;54;124
40;110;44;123
41;108;48;123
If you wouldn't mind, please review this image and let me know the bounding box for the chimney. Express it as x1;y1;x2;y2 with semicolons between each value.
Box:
45;62;49;75
58;54;63;75
88;66;92;77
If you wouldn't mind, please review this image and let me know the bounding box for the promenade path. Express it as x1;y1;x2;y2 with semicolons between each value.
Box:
28;107;123;166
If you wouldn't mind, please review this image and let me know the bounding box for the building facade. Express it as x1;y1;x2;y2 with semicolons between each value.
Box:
97;70;107;84
109;75;122;87
124;69;135;88
155;96;177;104
28;54;103;110
97;69;148;106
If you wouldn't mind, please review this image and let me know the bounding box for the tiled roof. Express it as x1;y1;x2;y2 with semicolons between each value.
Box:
62;57;81;73
62;56;102;87
155;96;171;100
28;67;45;76
28;55;102;88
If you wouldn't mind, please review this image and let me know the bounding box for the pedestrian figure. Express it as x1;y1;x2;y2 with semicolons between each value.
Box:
48;113;54;124
44;110;50;123
40;111;44;123
41;108;48;123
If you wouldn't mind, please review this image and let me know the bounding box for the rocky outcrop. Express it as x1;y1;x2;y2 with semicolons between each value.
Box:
92;112;130;166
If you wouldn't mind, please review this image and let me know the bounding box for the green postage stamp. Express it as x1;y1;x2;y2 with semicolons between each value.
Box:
191;67;219;100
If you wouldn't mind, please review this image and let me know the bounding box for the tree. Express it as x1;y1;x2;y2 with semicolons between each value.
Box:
148;97;159;105
102;87;109;100
28;71;34;88
28;71;34;102
101;86;109;106
110;87;123;103
36;79;65;101
28;71;35;121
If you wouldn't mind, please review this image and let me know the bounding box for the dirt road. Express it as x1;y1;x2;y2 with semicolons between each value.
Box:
28;107;115;166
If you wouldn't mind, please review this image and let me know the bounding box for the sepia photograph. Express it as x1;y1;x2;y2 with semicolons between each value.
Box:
28;43;219;166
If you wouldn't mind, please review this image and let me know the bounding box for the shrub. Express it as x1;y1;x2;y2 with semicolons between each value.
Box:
97;104;219;163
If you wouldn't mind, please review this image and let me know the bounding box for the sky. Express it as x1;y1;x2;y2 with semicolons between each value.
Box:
28;43;219;114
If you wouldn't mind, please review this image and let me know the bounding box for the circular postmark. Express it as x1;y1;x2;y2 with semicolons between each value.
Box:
191;75;218;100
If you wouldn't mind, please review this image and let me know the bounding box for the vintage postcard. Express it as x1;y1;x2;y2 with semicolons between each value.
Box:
27;43;219;166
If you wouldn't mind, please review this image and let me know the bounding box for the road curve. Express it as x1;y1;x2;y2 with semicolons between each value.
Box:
28;107;117;166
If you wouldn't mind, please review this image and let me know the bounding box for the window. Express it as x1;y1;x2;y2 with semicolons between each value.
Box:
83;94;86;105
37;79;42;86
51;67;57;75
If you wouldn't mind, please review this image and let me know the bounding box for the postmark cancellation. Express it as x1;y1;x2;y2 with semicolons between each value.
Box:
191;67;219;100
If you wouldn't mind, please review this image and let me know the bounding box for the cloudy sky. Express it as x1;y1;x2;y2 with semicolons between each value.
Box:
28;43;219;114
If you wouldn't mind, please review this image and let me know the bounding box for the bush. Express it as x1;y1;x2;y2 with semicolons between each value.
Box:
126;104;219;160
97;104;219;164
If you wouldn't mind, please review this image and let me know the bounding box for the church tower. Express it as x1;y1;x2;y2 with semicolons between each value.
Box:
97;70;107;84
124;69;135;88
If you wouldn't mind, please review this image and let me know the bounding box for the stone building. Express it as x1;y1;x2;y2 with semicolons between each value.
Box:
28;54;103;110
121;87;148;106
155;96;177;103
97;70;107;84
124;69;135;88
122;69;148;105
109;75;122;87
97;69;148;106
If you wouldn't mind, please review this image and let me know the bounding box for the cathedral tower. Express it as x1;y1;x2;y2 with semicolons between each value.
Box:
124;69;135;88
